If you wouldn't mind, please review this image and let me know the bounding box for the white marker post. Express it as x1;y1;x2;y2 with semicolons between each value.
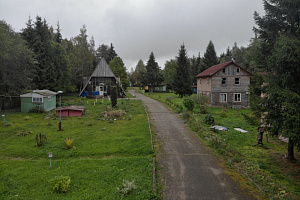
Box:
48;152;53;169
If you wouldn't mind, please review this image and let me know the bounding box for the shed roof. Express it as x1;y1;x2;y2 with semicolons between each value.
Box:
56;105;85;111
20;90;57;97
195;61;252;78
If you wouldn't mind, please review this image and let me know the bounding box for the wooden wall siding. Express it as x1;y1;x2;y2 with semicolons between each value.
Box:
211;92;249;108
214;64;249;76
197;77;212;92
211;76;250;93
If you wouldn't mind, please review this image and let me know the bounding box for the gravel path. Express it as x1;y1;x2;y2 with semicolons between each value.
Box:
134;91;256;200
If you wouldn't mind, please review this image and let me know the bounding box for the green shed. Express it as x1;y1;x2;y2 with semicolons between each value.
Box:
20;90;57;112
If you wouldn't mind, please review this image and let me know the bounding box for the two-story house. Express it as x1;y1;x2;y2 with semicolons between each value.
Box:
195;61;252;108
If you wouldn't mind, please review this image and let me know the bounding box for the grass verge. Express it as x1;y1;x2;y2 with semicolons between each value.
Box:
0;97;156;199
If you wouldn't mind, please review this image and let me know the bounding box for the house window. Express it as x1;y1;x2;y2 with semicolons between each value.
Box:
237;68;240;73
234;93;241;102
222;68;226;73
235;78;240;85
220;93;227;102
221;78;226;85
32;97;43;103
199;78;201;85
48;96;53;101
207;77;209;85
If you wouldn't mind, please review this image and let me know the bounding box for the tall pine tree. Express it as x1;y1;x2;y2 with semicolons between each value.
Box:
253;0;300;160
145;52;163;88
203;40;218;70
108;43;117;64
173;44;193;98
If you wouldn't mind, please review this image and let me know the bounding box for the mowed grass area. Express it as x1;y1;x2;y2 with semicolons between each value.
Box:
0;97;156;199
142;91;300;200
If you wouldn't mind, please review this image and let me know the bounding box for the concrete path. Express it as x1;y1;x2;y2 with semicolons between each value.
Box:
133;91;256;200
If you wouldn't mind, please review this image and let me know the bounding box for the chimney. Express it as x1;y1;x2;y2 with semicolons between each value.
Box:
231;57;236;63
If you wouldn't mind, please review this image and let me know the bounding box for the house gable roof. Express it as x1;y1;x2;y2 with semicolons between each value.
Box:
195;61;252;78
91;58;116;78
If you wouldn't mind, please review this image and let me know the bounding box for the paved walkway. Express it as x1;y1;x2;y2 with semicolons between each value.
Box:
133;91;256;200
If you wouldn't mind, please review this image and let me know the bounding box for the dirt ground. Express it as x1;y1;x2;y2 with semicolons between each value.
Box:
134;91;259;200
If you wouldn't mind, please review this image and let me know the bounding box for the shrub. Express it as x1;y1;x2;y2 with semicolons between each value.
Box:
175;105;183;113
64;138;75;149
29;106;44;113
199;105;207;114
52;176;71;193
36;133;47;146
17;130;32;136
203;114;215;125
111;86;118;108
25;116;31;120
183;98;195;111
197;95;209;105
182;111;192;121
117;179;136;197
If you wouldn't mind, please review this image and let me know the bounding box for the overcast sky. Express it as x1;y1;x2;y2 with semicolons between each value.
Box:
0;0;265;71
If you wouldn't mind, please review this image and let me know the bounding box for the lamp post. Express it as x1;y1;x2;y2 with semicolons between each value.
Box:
57;91;63;131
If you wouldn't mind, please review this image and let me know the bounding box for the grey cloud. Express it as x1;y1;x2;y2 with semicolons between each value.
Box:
0;0;264;70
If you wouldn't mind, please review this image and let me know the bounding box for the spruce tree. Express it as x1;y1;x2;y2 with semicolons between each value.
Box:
203;40;218;69
108;43;117;64
253;0;300;160
173;44;193;98
253;0;300;69
145;52;163;88
55;21;62;43
96;44;109;63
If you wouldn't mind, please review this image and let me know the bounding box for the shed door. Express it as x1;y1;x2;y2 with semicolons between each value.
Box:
99;86;104;96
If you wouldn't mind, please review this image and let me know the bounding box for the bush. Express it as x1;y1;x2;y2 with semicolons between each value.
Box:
183;98;195;111
111;86;118;108
29;106;44;113
64;138;75;149
117;179;136;197
52;176;71;193
175;104;183;113
36;133;47;146
182;111;192;121
17;130;32;136
203;114;215;125
197;95;209;105
199;105;207;114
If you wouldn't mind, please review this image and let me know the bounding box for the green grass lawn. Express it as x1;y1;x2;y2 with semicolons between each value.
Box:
141;90;300;200
0;97;156;199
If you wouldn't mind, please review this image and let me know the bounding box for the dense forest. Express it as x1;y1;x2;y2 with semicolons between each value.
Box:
0;17;127;96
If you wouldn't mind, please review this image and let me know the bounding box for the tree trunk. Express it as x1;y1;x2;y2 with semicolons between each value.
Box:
287;139;295;160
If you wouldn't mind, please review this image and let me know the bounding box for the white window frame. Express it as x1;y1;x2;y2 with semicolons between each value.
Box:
207;77;209;85
222;68;226;73
235;77;240;85
234;93;241;102
237;68;240;73
32;97;43;103
220;93;227;102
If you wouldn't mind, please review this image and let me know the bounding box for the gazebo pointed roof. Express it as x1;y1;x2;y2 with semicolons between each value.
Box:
91;58;116;77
